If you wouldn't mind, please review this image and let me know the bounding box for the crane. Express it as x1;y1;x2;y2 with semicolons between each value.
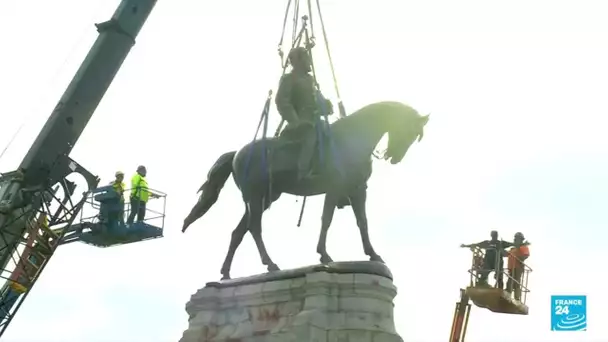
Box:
0;0;162;337
449;246;532;341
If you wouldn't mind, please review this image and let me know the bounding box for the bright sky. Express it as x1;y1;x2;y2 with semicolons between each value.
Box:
1;0;607;341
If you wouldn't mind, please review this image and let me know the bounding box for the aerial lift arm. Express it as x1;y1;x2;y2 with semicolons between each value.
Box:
0;0;157;337
449;289;472;342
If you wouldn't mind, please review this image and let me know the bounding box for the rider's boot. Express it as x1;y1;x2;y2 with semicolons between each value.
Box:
297;156;311;181
297;133;316;181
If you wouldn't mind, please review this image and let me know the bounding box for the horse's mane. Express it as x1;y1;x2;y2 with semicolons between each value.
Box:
331;101;420;130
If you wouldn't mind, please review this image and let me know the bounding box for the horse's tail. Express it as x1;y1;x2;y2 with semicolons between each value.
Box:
182;151;236;232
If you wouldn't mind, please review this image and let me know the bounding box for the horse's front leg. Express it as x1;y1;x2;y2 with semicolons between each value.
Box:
316;193;337;264
349;186;384;263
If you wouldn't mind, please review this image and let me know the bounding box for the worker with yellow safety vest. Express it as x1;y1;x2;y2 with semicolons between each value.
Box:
111;171;126;199
126;165;158;224
110;171;126;225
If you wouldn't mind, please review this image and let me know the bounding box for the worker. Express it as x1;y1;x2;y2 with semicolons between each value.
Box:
34;212;55;255
506;232;530;301
109;171;126;225
111;171;126;199
35;212;54;249
126;165;158;224
275;46;334;181
460;230;514;288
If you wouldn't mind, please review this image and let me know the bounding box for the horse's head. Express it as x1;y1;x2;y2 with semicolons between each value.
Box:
384;103;429;164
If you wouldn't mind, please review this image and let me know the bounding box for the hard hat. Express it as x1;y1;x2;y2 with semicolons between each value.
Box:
515;232;525;239
115;171;124;176
137;165;146;171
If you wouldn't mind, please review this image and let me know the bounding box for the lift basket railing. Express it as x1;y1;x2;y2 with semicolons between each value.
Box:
79;187;167;230
467;246;532;304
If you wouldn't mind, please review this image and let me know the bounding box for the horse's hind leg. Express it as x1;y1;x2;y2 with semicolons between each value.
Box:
220;209;249;280
249;193;281;272
350;186;384;263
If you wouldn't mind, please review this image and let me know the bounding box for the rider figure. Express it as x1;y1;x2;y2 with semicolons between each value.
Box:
461;230;514;289
275;46;334;180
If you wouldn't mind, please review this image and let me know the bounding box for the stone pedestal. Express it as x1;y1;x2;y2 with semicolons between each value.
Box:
179;261;403;342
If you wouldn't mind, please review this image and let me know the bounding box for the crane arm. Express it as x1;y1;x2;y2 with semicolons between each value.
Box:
0;0;157;336
450;289;472;342
20;0;157;187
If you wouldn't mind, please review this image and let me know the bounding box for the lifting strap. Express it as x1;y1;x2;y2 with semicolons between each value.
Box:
243;7;311;207
242;91;272;185
248;0;347;219
290;1;347;226
243;0;309;186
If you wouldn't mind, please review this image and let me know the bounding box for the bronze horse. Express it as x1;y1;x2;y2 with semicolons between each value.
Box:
183;101;429;279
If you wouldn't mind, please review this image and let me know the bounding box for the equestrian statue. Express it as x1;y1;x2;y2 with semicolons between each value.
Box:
182;47;430;280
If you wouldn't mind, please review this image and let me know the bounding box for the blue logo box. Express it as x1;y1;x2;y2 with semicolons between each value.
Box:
551;295;587;331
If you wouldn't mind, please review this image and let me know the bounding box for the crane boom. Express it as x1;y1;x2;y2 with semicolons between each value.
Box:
450;289;472;342
0;0;157;336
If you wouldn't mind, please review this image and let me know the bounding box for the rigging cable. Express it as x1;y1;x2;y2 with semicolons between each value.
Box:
315;0;346;117
295;1;345;226
274;0;345;138
270;1;348;222
247;0;311;204
277;0;293;66
292;0;300;46
306;0;316;50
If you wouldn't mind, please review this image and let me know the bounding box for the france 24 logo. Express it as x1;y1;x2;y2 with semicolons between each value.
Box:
551;295;587;331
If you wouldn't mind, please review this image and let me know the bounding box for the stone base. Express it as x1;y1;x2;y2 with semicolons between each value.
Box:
179;261;403;342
